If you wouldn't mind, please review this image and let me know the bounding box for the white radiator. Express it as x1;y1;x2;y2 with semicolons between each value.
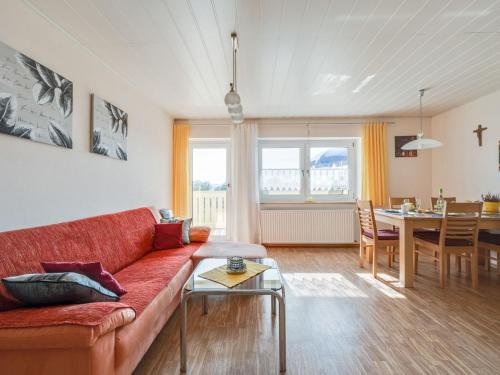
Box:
260;209;356;244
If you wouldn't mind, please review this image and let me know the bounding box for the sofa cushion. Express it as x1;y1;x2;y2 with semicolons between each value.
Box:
0;301;133;329
115;261;192;375
0;308;135;349
41;261;127;295
114;243;202;315
0;208;157;282
0;244;201;329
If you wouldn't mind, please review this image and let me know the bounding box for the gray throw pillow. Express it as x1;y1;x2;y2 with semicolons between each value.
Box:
2;272;119;306
181;218;192;244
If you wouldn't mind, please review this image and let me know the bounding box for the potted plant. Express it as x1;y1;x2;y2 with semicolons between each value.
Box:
481;193;500;213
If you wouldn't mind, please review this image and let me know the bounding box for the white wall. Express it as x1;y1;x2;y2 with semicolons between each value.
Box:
190;117;433;204
431;89;500;201
0;1;172;231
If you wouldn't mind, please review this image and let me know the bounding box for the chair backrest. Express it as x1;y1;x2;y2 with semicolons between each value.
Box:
356;200;378;240
431;196;456;210
440;202;482;249
389;197;416;209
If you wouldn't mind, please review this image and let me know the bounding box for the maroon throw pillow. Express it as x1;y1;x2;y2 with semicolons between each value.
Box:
41;261;127;296
154;222;184;250
0;285;23;312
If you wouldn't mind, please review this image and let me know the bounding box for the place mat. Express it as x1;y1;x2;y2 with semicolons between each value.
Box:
198;260;271;288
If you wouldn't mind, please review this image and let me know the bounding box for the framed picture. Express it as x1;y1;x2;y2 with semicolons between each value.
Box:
395;135;418;157
0;40;73;148
90;94;128;160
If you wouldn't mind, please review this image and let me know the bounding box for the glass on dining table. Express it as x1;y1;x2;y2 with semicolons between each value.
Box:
415;198;422;210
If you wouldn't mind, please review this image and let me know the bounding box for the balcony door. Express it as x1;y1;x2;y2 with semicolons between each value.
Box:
190;140;231;240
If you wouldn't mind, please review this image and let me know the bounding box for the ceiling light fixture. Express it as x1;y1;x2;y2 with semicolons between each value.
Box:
224;32;243;124
401;89;443;151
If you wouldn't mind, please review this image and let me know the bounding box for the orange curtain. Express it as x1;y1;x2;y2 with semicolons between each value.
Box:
172;121;190;217
362;122;388;207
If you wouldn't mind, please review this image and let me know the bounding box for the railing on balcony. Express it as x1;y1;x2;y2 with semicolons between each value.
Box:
192;190;227;236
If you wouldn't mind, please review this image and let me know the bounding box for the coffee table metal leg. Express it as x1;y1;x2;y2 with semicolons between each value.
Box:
273;291;286;372
180;292;189;372
202;295;208;315
271;295;276;315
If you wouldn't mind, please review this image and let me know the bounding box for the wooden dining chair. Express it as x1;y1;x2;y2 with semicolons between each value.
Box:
388;197;417;260
356;200;399;278
389;197;416;209
430;197;456;210
478;232;500;274
413;202;482;288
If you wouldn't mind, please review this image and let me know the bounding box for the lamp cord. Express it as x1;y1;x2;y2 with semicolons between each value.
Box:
232;34;237;92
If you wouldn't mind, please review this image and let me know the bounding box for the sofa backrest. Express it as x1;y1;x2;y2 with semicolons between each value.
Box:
0;208;157;278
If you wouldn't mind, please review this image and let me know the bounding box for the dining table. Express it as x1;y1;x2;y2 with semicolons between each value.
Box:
373;209;500;288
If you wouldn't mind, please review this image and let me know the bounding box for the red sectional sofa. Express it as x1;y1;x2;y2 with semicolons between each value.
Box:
0;208;205;375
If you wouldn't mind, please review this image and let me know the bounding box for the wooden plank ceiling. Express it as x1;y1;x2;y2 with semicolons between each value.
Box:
26;0;500;118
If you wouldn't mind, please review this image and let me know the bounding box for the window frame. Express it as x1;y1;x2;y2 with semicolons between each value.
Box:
258;138;357;203
258;140;307;203
189;138;231;240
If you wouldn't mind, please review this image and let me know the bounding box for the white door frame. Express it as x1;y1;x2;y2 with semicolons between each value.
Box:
189;139;231;240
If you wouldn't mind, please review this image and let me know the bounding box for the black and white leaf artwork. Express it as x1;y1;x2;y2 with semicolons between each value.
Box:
91;129;109;156
11;124;32;139
16;52;73;118
116;143;127;160
0;93;17;134
104;101;127;136
0;41;73;148
0;93;33;139
56;80;73;118
91;94;128;161
48;120;72;148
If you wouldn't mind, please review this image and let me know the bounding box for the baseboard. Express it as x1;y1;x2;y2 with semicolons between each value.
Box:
263;243;358;248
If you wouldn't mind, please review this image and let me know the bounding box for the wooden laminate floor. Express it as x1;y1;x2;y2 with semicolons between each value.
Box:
134;248;500;375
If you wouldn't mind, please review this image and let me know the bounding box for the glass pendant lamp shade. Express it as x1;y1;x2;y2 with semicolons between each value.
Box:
401;89;442;151
401;132;443;150
228;104;242;114
231;112;244;122
224;32;244;123
224;90;240;106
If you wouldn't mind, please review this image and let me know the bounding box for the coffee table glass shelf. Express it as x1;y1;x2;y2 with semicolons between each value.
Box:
180;257;286;372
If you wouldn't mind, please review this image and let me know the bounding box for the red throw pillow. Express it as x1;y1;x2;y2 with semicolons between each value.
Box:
41;261;127;296
154;222;184;250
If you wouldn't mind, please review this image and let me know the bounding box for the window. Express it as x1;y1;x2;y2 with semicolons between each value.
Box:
259;139;357;202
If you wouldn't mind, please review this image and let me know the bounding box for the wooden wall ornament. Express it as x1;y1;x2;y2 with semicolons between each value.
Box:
473;124;487;146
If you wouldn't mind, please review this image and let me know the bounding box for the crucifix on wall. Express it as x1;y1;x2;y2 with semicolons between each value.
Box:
473;124;487;146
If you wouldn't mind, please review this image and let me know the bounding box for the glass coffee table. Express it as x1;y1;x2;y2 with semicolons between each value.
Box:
180;257;286;372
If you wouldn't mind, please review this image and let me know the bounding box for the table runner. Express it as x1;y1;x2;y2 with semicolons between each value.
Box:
198;260;270;288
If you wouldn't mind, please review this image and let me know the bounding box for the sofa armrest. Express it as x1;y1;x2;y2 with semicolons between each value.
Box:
0;307;135;350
